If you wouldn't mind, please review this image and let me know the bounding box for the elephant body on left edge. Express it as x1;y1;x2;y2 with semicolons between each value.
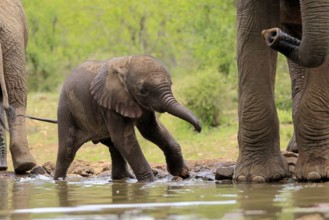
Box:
53;55;201;182
0;0;37;173
236;0;329;183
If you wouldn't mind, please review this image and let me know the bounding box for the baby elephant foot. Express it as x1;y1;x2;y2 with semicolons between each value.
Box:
165;153;190;178
112;170;135;180
135;172;156;183
234;154;289;183
111;165;135;180
167;162;190;178
295;153;329;182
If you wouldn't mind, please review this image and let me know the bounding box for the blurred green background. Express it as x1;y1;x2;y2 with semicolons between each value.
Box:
7;0;293;170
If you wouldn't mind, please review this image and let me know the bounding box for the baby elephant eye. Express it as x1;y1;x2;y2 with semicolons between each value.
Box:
139;87;148;96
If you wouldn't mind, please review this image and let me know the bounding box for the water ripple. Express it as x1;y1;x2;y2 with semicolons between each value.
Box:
13;200;236;214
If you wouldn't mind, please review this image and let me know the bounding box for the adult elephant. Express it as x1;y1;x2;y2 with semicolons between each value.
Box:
236;0;329;182
0;0;37;173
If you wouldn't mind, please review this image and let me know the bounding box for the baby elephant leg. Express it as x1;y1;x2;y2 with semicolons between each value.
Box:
137;111;189;178
100;139;134;180
108;113;155;182
54;108;85;180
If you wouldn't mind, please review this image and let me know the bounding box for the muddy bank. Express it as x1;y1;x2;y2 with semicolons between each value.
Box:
0;151;297;182
41;158;236;182
0;158;234;182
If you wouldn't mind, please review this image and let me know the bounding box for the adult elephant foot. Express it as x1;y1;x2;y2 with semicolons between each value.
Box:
294;149;329;182
234;152;289;183
9;107;37;173
10;144;36;174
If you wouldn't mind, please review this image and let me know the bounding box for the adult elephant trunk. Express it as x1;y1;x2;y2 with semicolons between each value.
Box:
262;0;329;68
161;93;202;132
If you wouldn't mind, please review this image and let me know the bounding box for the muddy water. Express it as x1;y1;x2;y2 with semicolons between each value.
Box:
0;175;329;220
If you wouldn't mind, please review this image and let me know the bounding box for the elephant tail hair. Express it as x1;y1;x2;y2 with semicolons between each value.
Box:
17;114;58;124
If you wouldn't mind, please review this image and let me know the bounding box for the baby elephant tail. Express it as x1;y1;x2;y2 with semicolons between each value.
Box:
17;114;58;124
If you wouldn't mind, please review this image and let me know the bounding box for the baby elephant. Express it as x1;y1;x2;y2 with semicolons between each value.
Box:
54;55;202;182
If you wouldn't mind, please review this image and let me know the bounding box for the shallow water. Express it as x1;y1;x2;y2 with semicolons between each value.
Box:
1;175;329;220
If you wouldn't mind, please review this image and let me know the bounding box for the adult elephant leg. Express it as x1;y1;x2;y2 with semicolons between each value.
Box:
2;14;36;173
281;22;306;153
5;43;37;173
136;111;189;178
100;139;134;180
286;60;306;153
0;103;6;170
0;46;7;170
294;58;329;181
235;0;288;183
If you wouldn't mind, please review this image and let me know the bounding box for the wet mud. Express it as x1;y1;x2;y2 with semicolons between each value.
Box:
0;151;297;183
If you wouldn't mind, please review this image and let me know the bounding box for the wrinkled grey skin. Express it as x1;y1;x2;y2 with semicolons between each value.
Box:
54;55;201;182
0;0;36;173
236;0;329;182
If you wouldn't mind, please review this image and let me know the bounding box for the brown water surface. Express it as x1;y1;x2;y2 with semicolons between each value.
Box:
0;175;329;219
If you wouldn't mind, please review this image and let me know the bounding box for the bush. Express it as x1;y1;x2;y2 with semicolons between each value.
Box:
22;0;236;92
181;68;227;127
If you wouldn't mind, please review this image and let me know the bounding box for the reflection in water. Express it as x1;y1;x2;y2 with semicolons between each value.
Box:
0;179;8;218
112;181;149;203
235;184;283;219
289;183;329;219
0;177;32;220
57;181;71;207
1;175;329;219
12;182;32;220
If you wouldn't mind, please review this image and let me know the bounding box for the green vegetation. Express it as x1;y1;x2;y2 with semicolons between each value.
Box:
3;1;294;170
181;68;228;127
22;0;237;91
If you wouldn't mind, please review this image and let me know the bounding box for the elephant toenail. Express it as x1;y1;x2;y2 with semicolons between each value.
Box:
236;175;246;182
307;171;321;181
251;176;266;183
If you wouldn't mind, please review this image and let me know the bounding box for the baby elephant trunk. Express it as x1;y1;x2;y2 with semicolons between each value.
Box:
163;95;202;132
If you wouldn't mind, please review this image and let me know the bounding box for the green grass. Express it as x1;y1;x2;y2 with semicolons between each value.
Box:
5;89;293;172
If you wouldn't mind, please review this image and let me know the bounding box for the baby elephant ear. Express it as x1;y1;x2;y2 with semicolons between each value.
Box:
90;58;142;118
